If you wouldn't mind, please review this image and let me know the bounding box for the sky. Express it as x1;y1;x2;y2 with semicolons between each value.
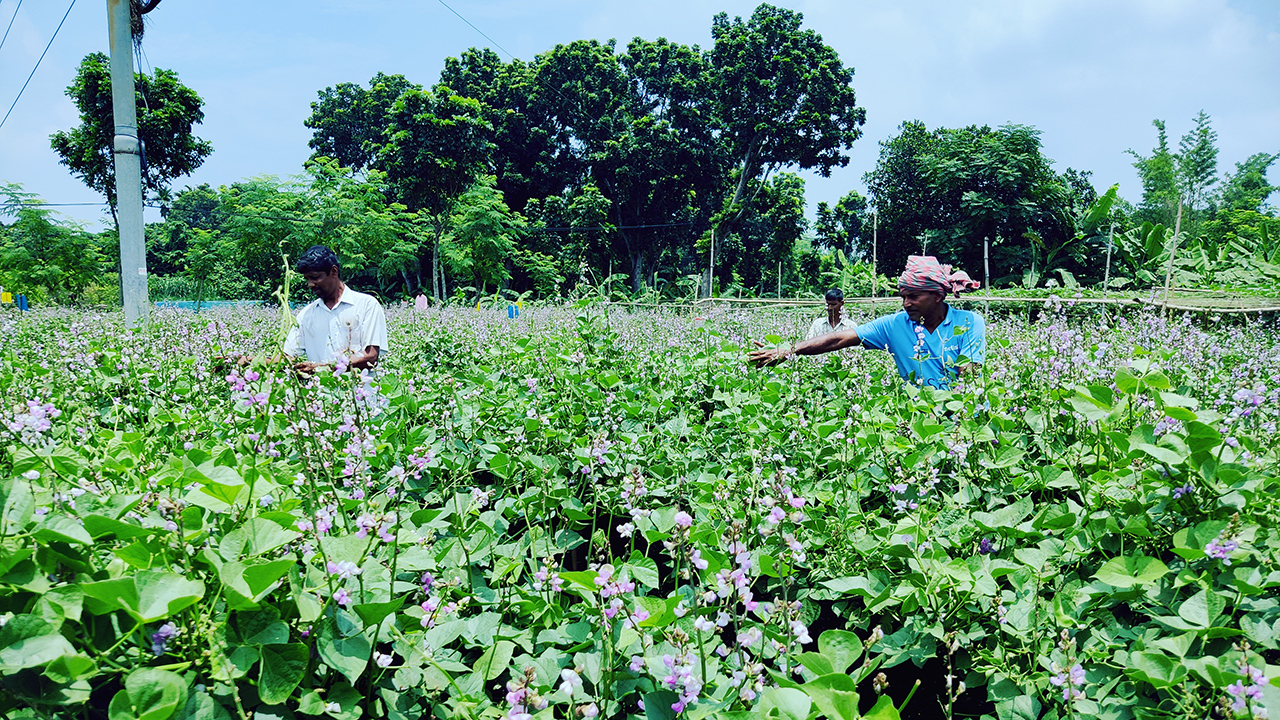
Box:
0;0;1277;231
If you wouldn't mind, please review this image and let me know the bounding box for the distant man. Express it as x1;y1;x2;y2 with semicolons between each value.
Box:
750;256;985;388
284;245;388;373
807;288;856;339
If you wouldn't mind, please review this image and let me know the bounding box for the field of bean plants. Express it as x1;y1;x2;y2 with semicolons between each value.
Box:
1;299;1278;720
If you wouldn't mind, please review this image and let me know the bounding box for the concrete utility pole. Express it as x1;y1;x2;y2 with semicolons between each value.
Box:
107;0;149;328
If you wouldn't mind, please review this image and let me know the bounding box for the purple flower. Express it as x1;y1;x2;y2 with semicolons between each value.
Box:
674;511;693;529
151;622;178;656
1172;483;1194;499
1205;538;1239;565
978;537;995;555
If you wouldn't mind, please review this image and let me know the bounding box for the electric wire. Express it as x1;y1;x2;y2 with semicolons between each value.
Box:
0;0;77;131
0;0;23;55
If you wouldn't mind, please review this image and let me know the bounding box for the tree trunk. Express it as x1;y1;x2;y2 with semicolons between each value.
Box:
631;250;645;294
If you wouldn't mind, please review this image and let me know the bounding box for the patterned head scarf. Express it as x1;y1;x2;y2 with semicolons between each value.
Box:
898;255;981;297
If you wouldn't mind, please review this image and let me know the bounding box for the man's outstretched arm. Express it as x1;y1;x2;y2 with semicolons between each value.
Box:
748;328;862;367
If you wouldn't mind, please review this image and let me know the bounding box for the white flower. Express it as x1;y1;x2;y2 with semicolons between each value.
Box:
324;701;341;713
559;668;583;698
22;470;38;481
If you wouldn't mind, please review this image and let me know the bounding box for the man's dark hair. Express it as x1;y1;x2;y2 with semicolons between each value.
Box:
824;288;844;302
296;245;340;275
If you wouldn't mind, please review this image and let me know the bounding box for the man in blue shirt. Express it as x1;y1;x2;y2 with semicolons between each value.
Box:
749;256;986;388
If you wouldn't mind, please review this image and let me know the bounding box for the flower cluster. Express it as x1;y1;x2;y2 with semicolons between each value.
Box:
5;399;61;445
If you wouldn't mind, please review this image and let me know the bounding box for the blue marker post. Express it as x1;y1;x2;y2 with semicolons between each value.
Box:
17;295;28;311
508;304;519;319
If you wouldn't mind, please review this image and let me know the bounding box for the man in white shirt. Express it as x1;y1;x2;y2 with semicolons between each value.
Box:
283;246;388;373
806;288;855;339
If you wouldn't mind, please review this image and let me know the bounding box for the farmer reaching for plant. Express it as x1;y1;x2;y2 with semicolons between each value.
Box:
284;245;388;373
749;255;985;388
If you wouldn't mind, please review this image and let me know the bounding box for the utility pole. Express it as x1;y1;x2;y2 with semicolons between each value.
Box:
107;0;149;328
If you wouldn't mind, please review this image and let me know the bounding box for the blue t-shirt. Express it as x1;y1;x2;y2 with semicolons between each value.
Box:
854;307;986;388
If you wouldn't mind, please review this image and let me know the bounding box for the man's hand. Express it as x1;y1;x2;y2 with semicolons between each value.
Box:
748;341;790;368
293;361;324;376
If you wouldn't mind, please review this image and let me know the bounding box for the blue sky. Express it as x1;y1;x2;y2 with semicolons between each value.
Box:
0;0;1277;230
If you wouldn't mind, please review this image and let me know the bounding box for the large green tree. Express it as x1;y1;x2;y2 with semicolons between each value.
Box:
439;49;576;212
379;87;493;299
705;3;865;294
865;122;1078;285
304;72;421;172
50;52;212;223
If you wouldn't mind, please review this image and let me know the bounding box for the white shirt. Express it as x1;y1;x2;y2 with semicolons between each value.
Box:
806;314;856;339
284;286;388;363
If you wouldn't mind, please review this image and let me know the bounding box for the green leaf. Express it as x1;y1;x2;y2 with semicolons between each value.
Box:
817;629;863;674
1094;555;1169;589
43;653;97;683
759;687;811;720
626;556;661;588
0;614;76;672
258;644;308;705
972;496;1032;530
796;651;834;676
317;617;371;685
234;608;288;645
32;513;93;545
109;668;188;720
219;518;298;560
1178;589;1225;628
80;570;204;622
353;596;405;630
993;695;1040;720
1136;443;1184;465
475;640;515;681
863;694;902;720
801;673;860;720
1126;651;1187;689
643;690;679;720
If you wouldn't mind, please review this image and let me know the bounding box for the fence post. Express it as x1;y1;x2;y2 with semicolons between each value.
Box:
1163;200;1183;317
983;237;990;317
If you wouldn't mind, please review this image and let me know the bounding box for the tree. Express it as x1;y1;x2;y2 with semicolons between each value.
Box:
604;37;724;292
719;172;807;293
1177;110;1219;217
1127;120;1180;228
379;87;493;300
863;121;940;277
0;184;103;303
444;176;526;293
705;3;865;293
865;122;1076;285
1219;152;1278;213
50;52;212;223
815;190;868;257
440;49;576;212
304;72;421;171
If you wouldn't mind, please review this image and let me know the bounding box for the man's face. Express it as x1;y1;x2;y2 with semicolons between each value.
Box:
303;267;341;298
826;299;844;320
899;289;943;322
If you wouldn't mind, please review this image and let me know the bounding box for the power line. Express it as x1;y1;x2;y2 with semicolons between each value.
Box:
434;0;516;62
0;0;77;131
0;0;23;55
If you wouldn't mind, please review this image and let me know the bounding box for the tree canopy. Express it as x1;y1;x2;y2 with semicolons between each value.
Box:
50;52;212;217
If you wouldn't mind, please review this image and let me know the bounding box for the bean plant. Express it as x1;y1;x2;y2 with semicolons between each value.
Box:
0;298;1276;720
